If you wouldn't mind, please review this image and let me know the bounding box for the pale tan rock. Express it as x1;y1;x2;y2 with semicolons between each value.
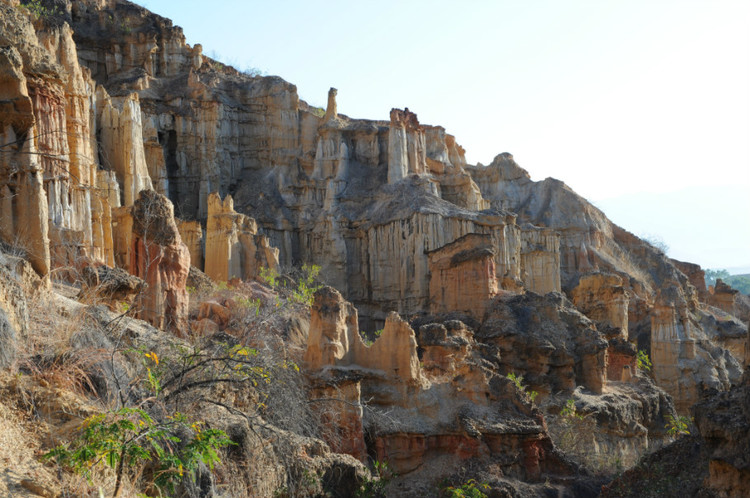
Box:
197;299;231;329
308;377;367;462
97;90;153;207
323;87;337;122
191;318;219;336
672;259;708;300
571;272;629;338
388;108;427;183
0;16;52;277
204;192;279;283
111;205;133;272
304;287;420;382
520;225;561;294
649;284;743;412
176;219;203;269
361;312;421;382
304;286;360;371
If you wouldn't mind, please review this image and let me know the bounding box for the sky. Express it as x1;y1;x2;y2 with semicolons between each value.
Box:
136;0;750;272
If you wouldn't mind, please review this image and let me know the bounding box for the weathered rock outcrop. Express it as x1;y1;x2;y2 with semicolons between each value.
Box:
709;279;740;316
427;233;498;319
693;368;750;497
304;287;581;490
478;292;608;395
571;272;629;338
130;190;189;334
650;285;744;412
602;367;750;497
204;192;278;283
304;286;419;381
2;1;749;494
0;4;54;277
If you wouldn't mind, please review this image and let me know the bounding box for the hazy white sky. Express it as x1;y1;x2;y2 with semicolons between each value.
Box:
137;0;749;271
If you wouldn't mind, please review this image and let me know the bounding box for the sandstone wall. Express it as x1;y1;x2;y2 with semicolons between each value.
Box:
130;190;189;334
571;272;629;338
427;233;498;319
203;192;278;283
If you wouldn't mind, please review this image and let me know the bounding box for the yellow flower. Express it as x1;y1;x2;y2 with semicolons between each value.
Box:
144;351;159;365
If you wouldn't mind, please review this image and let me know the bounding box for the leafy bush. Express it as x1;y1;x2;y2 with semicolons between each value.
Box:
665;415;691;437
507;372;538;402
356;460;393;498
442;479;490;497
44;408;233;497
259;264;322;306
637;350;652;372
19;0;60;20
43;350;235;497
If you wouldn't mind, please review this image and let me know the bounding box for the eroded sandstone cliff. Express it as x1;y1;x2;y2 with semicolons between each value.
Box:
0;0;748;495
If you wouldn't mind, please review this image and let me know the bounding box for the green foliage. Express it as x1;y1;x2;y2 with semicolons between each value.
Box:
442;479;490;498
235;295;261;317
359;328;383;347
637;349;652;372
506;372;538;403
360;331;373;347
41;342;289;496
507;372;524;389
311;107;326;118
705;269;731;285
260;264;322;306
665;415;691;437
560;398;583;420
215;281;230;291
19;0;60;20
44;408;233;497
356;460;393;498
292;264;322;305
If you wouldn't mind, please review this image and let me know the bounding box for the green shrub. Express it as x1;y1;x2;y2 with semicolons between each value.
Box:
259;264;322;306
442;479;490;497
43;349;234;497
507;372;538;402
356;460;393;498
665;415;691;437
637;350;652;372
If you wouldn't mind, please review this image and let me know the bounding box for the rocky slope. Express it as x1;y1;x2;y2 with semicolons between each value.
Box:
601;366;750;498
0;0;748;496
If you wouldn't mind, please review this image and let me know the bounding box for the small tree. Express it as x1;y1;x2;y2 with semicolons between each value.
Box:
43;351;235;497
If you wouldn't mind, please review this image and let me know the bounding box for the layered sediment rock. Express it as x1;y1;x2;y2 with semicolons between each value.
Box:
130;190;189;334
1;5;748;494
650;285;744;412
571;272;629;338
204;192;278;283
478;292;608;395
693;368;750;497
304;287;578;484
427;233;498;319
602;367;750;497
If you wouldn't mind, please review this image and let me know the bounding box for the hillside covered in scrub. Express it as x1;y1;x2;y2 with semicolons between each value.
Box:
0;0;748;496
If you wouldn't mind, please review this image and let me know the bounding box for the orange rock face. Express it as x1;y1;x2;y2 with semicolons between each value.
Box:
304;287;578;482
571;272;629;338
708;279;739;316
428;233;498;319
130;190;190;334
